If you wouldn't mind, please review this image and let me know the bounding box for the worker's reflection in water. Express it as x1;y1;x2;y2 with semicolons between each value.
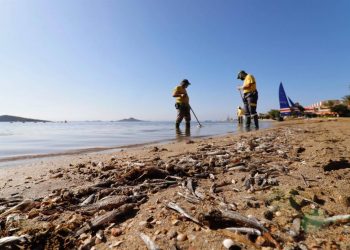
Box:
176;126;191;139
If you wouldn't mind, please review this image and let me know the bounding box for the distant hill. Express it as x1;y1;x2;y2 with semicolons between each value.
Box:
0;115;50;123
118;117;143;122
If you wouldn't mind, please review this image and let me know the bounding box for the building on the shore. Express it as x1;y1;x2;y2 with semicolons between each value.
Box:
304;99;341;116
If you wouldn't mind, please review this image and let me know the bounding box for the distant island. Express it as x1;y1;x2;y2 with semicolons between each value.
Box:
118;117;143;122
0;115;50;123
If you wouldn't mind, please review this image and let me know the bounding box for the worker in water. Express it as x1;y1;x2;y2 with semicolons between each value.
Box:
237;70;259;129
237;106;244;124
172;79;191;129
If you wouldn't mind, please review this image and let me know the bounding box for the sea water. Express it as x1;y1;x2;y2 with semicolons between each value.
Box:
0;121;272;160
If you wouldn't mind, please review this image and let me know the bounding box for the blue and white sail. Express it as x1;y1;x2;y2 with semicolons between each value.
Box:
279;82;292;116
288;97;296;107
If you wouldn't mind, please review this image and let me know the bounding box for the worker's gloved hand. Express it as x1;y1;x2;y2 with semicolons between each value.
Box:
181;94;187;97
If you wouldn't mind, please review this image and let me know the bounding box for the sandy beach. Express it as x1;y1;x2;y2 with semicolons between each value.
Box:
0;118;349;249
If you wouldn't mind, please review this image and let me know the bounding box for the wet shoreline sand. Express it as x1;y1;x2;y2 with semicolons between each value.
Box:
0;118;349;249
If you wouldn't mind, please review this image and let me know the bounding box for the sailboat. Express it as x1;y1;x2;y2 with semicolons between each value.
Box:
279;82;302;116
279;82;292;116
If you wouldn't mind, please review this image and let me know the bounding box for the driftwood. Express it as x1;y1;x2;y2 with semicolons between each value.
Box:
139;232;161;250
166;202;201;225
76;203;136;236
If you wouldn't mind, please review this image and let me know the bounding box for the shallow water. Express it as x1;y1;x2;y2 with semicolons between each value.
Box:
0;121;271;160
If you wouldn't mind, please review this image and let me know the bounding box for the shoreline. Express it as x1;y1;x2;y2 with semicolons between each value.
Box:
0;118;349;249
0;121;274;165
0;124;277;198
0;125;267;166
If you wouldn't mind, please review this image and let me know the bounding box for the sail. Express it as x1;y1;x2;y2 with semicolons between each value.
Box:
288;97;296;107
279;82;291;116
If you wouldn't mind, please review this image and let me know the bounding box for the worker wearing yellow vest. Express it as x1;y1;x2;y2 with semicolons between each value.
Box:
172;79;191;129
237;106;244;124
237;70;259;129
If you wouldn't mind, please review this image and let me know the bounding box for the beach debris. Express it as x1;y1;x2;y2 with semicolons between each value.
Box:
76;203;137;236
218;209;267;233
1;125;349;249
216;209;281;249
225;227;262;236
323;214;350;225
0;235;30;248
80;195;144;212
289;218;301;238
166;202;201;225
222;238;236;249
176;233;187;241
111;227;123;237
177;192;200;204
300;174;310;188
0;199;35;218
139;232;161;250
80;193;96;206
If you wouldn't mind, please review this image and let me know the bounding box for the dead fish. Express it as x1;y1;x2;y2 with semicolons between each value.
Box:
0;235;29;247
76;203;136;237
139;232;160;250
166;202;201;225
225;227;261;236
0;199;35;218
79;194;95;206
81;195;144;212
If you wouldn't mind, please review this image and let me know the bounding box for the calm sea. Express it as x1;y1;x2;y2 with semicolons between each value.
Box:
0;121;272;161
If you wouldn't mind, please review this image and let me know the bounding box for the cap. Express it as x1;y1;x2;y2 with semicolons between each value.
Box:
237;70;247;79
181;79;191;85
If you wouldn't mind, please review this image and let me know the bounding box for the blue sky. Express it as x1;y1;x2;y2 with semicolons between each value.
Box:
0;0;349;121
